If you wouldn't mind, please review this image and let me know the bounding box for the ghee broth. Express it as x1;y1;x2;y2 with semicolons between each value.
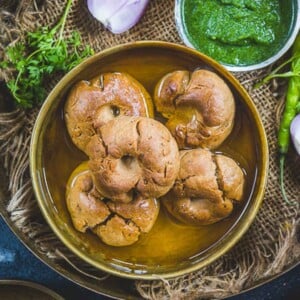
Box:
42;48;258;273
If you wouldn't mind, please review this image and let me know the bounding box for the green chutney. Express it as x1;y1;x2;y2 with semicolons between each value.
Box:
182;0;293;66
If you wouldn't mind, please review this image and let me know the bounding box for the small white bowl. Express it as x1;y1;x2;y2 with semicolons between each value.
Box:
175;0;300;72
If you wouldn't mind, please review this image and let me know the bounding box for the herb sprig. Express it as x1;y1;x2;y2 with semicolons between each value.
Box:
1;0;93;108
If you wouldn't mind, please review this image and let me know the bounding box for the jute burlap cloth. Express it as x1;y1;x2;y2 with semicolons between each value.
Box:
0;1;299;299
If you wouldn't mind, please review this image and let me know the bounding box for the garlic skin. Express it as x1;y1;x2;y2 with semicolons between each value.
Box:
290;114;300;155
87;0;150;34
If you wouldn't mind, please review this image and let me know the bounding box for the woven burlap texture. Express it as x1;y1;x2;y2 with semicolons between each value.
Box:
0;1;299;299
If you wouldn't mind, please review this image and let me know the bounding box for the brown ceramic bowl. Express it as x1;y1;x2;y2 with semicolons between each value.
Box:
30;41;268;280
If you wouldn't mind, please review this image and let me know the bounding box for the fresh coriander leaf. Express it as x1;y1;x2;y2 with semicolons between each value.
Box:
0;0;94;108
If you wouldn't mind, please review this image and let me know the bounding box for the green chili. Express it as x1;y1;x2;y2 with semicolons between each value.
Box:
255;34;300;204
278;35;300;204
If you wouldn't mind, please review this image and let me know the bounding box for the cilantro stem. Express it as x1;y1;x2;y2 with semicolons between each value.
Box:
24;0;73;61
11;70;24;103
25;47;53;62
14;69;22;90
52;0;73;42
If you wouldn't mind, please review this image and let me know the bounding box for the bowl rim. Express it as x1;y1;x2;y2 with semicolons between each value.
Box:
30;40;269;280
174;0;300;72
0;280;64;300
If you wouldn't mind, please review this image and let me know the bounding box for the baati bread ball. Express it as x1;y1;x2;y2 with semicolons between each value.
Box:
65;163;110;232
162;149;245;225
86;116;180;203
94;195;160;247
106;195;160;233
154;69;235;149
93;215;140;247
65;72;153;153
66;162;160;247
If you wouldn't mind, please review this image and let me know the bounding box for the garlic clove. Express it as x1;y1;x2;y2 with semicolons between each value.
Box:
290;114;300;155
87;0;150;34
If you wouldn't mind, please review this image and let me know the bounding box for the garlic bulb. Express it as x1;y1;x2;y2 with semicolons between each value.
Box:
87;0;150;34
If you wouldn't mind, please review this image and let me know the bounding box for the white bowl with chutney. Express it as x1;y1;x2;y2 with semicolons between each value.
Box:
175;0;300;71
